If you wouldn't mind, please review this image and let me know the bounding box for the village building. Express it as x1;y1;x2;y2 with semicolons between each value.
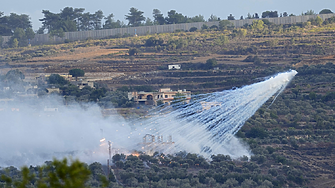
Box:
168;64;181;70
128;88;191;105
46;87;60;94
75;80;95;89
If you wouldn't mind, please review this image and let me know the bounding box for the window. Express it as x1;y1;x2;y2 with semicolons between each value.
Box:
165;95;168;98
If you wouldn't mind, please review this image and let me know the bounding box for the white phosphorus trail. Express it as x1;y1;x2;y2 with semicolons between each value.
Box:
128;70;298;158
0;70;297;166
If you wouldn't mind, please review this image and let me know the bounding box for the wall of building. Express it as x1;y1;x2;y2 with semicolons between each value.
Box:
1;13;335;47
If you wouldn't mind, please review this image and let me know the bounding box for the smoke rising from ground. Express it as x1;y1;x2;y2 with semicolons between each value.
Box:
0;96;132;167
0;70;297;167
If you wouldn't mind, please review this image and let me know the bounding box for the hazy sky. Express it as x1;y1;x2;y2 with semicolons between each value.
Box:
2;0;335;30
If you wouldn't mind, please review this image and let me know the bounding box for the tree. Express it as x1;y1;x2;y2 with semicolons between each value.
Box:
205;58;218;69
153;9;166;25
61;84;80;96
283;12;288;17
304;10;316;15
254;13;260;19
59;7;82;31
227;14;235;20
5;69;25;83
0;12;11;36
12;28;26;46
166;10;188;24
319;9;333;14
48;74;68;85
190;15;205;22
0;13;32;36
49;28;65;39
234;28;247;38
103;14;123;29
208;14;220;22
128;48;139;56
209;25;218;30
11;38;18;48
113;153;126;163
69;68;85;81
8;27;35;47
251;20;264;32
79;12;92;30
92;10;104;30
145;36;164;47
89;87;107;101
25;27;35;40
315;16;323;26
125;7;145;26
189;27;197;32
40;10;63;33
40;7;92;32
262;11;278;18
145;18;153;26
1;158;96;188
8;13;31;33
219;20;233;30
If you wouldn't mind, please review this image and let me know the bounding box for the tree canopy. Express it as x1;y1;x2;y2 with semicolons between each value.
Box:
0;13;32;36
125;7;145;26
153;9;165;25
39;7;109;34
1;158;97;188
262;11;278;18
48;74;68;85
2;69;25;84
103;14;123;29
205;58;218;69
166;10;188;24
319;9;333;14
69;68;85;78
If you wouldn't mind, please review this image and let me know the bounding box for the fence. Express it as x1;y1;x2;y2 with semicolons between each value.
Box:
1;13;335;47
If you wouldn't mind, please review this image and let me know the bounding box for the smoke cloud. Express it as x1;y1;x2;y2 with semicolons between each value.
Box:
0;70;297;167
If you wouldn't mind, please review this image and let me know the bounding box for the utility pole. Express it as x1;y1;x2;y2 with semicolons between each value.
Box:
107;141;112;172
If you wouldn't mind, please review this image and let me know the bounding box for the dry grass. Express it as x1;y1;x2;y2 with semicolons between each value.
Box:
26;47;128;64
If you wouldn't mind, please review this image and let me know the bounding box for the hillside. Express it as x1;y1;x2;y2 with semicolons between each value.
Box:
0;18;335;187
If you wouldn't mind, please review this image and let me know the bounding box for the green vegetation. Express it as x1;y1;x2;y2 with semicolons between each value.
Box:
0;158;108;188
48;74;68;85
69;69;85;81
125;8;146;27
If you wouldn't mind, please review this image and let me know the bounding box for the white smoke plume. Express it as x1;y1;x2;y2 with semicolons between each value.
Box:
0;70;297;167
0;96;133;167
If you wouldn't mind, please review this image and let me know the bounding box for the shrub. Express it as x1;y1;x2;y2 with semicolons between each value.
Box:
189;27;198;32
201;24;208;30
128;48;139;56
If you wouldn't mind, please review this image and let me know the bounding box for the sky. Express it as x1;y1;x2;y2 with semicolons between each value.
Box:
2;0;335;30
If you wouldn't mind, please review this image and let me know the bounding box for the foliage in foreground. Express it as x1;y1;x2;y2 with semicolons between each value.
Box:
0;158;108;188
